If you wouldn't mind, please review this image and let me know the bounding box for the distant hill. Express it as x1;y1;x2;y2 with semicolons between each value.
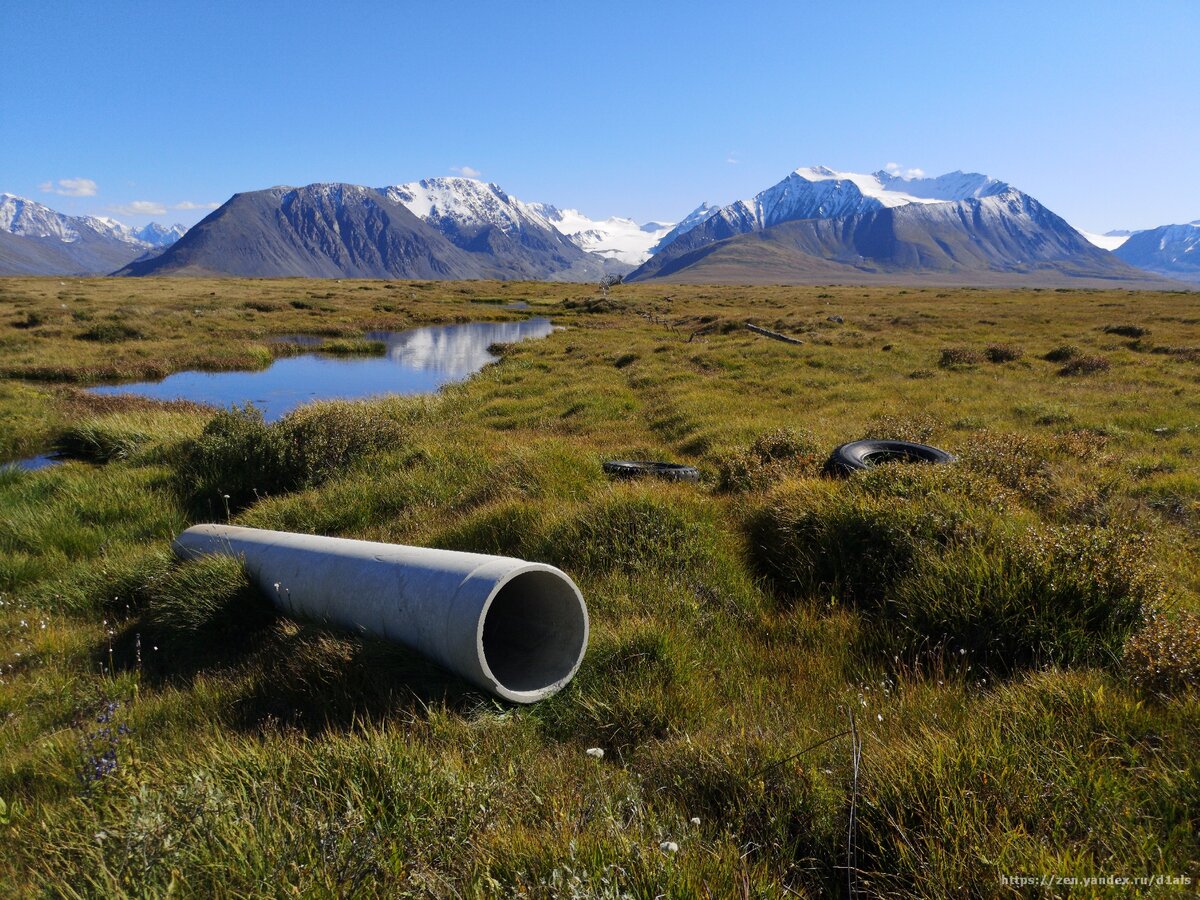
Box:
1115;222;1200;284
628;167;1181;288
0;193;183;275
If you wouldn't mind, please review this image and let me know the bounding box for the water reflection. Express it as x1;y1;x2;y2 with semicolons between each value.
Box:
88;318;554;422
1;453;63;472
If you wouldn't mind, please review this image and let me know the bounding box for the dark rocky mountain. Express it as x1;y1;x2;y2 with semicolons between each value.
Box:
117;184;493;278
1114;222;1200;284
629;168;1183;288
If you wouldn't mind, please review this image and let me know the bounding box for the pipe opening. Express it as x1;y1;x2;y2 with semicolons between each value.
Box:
482;570;587;696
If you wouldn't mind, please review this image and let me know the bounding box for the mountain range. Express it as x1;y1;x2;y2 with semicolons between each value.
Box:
1;171;1196;286
0;194;185;275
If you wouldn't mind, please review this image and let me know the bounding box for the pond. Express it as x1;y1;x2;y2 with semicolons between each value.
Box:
88;318;556;422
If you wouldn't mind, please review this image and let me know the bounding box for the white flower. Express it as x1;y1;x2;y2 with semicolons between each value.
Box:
876;713;883;722
585;747;604;759
659;841;678;853
689;817;701;826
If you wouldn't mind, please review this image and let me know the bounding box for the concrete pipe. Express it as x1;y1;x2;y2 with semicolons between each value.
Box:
172;524;588;703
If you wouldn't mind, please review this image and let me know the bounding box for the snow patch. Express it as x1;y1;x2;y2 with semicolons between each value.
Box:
1078;229;1130;251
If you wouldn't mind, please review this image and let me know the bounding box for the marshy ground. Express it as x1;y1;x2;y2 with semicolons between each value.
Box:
1;277;1198;896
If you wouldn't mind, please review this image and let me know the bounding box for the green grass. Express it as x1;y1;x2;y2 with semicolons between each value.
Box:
1;276;1198;896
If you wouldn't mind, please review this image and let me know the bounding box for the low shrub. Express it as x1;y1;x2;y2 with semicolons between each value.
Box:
77;322;142;343
242;300;283;313
715;428;820;492
12;311;46;329
1059;355;1111;376
1103;324;1149;338
1042;344;1080;362
176;402;404;514
938;347;981;368
1150;345;1200;363
862;413;939;443
1124;609;1200;695
984;343;1023;363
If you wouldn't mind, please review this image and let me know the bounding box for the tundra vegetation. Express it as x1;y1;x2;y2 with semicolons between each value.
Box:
0;276;1198;897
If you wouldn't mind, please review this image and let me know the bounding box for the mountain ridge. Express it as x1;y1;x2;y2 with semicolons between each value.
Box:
628;167;1184;288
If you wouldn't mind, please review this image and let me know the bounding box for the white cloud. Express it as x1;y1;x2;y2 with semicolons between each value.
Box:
110;200;167;216
450;165;481;177
40;177;98;197
726;152;739;165
884;162;925;179
173;201;220;210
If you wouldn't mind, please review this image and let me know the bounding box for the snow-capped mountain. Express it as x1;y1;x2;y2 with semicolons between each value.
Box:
2;193;129;244
0;193;188;275
134;222;188;247
700;166;1011;236
628;166;1172;287
387;177;672;268
384;177;622;279
527;203;675;266
649;202;721;255
385;178;554;240
1114;221;1200;283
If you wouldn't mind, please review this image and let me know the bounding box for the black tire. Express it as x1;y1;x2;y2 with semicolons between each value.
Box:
823;440;955;477
602;460;701;482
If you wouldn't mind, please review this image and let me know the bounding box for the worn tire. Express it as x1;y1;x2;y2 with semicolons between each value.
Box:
602;460;701;482
824;440;955;477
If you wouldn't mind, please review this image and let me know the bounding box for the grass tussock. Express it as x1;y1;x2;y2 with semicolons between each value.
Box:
55;411;205;463
319;338;387;356
715;428;820;492
749;468;1159;671
143;555;274;636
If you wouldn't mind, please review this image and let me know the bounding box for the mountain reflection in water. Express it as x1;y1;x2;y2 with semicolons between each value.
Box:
89;318;554;422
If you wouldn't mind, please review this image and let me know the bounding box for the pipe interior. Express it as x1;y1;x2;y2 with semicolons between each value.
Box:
481;570;587;695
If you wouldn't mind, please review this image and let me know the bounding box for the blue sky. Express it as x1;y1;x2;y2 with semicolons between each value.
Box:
2;1;1197;232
